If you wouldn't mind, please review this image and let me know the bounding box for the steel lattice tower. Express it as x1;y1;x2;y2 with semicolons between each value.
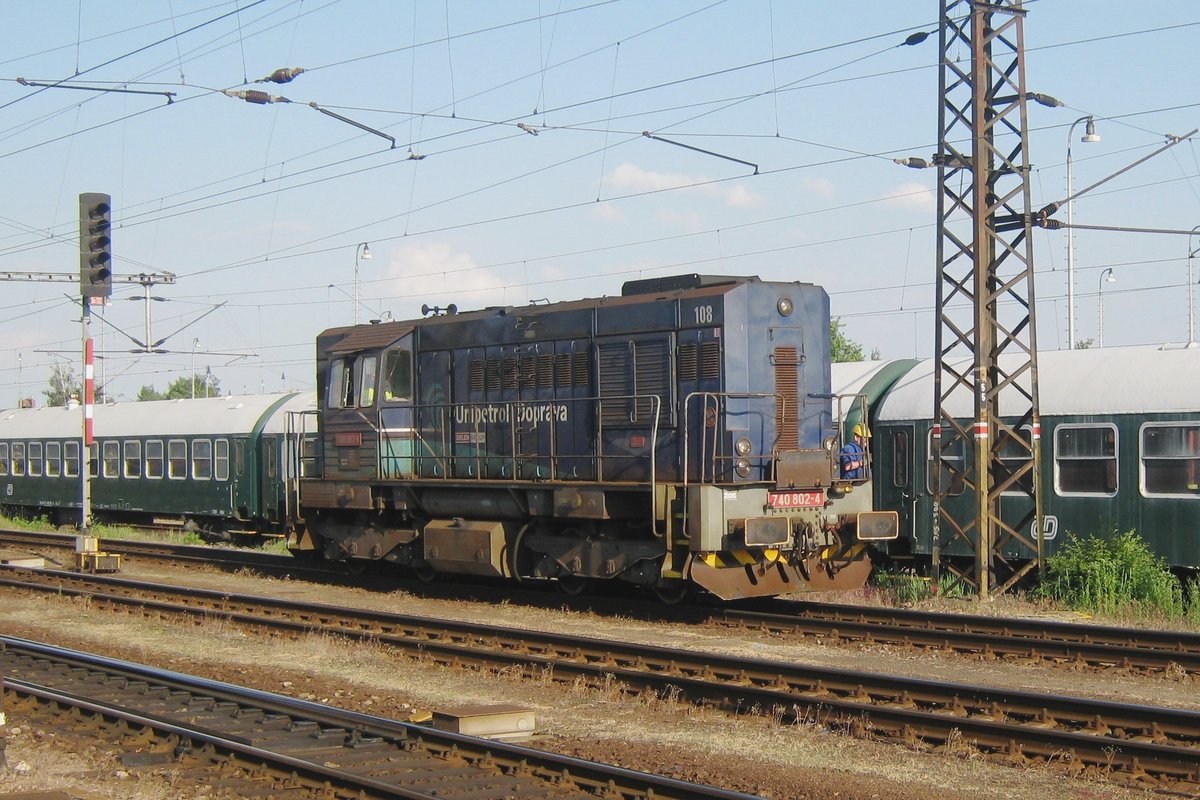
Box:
931;0;1043;595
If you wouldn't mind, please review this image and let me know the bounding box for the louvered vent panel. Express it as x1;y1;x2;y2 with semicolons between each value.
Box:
485;359;501;392
468;360;484;392
554;354;572;388
518;355;536;389
502;357;518;390
634;340;670;424
536;354;555;388
701;341;721;380
598;344;633;425
678;343;698;381
774;346;800;450
572;352;590;388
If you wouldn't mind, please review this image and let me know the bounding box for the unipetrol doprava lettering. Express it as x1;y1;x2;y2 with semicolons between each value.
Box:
454;403;569;426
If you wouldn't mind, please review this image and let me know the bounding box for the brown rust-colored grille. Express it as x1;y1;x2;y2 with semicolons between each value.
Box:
502;357;518;390
701;341;721;380
485;359;501;392
537;353;555;388
774;346;799;450
554;354;572;388
678;343;698;381
468;360;484;392
572;351;590;388
518;355;536;388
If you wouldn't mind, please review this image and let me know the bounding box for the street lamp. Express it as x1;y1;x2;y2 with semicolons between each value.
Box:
1066;116;1101;350
1097;268;1116;348
353;243;372;325
191;338;199;399
1189;225;1200;345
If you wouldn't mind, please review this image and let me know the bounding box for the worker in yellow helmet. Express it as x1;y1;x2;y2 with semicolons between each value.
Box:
840;422;871;479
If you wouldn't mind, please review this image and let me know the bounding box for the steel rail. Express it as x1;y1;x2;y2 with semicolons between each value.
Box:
0;635;756;800
5;528;1200;674
2;567;1200;788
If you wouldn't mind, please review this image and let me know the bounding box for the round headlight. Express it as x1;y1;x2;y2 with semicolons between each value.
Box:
734;437;753;457
777;297;794;316
735;458;752;477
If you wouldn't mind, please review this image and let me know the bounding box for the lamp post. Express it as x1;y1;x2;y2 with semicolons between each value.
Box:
353;242;372;325
191;338;199;399
1189;225;1200;345
1066;115;1101;350
1097;268;1116;348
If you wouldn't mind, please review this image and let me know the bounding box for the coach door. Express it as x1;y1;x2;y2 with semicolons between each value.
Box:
879;425;918;545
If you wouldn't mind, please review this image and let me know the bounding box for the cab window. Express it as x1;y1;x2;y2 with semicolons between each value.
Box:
383;348;413;402
358;355;378;407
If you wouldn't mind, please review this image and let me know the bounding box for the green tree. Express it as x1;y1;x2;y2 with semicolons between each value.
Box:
137;385;166;401
137;373;221;401
43;363;78;407
830;318;866;362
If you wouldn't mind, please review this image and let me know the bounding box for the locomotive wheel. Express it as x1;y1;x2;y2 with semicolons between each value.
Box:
653;582;691;605
414;563;438;583
557;575;592;596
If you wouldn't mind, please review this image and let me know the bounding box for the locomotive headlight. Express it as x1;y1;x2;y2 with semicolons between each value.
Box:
777;296;794;316
735;458;752;477
734;437;753;457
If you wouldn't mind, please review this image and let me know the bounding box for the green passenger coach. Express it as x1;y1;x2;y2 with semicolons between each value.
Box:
0;392;316;538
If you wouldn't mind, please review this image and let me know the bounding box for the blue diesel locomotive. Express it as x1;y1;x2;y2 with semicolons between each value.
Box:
290;274;898;600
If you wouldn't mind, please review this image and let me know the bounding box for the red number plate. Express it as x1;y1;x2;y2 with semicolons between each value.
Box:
767;491;826;509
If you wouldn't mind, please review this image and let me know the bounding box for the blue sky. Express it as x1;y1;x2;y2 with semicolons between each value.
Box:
2;1;1199;405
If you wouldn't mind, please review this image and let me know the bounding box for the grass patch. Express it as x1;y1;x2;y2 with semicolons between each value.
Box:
1037;530;1197;621
871;567;972;604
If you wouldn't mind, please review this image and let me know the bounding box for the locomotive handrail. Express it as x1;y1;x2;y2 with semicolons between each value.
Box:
680;390;785;543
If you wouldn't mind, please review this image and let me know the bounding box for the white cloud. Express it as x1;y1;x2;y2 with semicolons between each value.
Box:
606;162;764;208
883;181;935;211
656;208;703;232
800;176;835;199
380;241;508;311
591;202;626;223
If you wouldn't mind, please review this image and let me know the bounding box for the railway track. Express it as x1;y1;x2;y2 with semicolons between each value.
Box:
2;565;1200;790
3;527;1198;676
0;635;754;800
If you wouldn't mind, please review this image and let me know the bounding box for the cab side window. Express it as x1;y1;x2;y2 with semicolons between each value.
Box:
383;348;412;402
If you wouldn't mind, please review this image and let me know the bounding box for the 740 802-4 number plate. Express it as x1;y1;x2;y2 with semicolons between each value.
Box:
767;491;826;509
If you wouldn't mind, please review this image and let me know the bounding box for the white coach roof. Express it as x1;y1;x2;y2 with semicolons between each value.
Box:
0;392;317;440
871;344;1200;421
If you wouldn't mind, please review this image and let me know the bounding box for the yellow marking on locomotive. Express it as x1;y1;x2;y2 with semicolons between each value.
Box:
818;543;868;561
700;548;787;569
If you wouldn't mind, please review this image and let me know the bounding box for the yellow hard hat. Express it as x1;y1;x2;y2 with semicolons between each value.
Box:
852;423;870;438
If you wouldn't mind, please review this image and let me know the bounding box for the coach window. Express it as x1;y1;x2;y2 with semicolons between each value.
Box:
925;432;965;496
358;355;378;407
102;441;120;479
124;441;142;478
382;348;412;402
193;439;213;480
1141;423;1200;497
891;430;909;488
64;441;79;478
215;439;230;481
146;440;164;479
168;440;187;480
234;440;245;477
46;442;61;478
28;442;43;477
1055;424;1117;496
0;443;8;477
12;443;25;476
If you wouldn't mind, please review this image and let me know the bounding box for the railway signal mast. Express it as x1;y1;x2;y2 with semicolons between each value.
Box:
931;0;1043;596
77;193;112;543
